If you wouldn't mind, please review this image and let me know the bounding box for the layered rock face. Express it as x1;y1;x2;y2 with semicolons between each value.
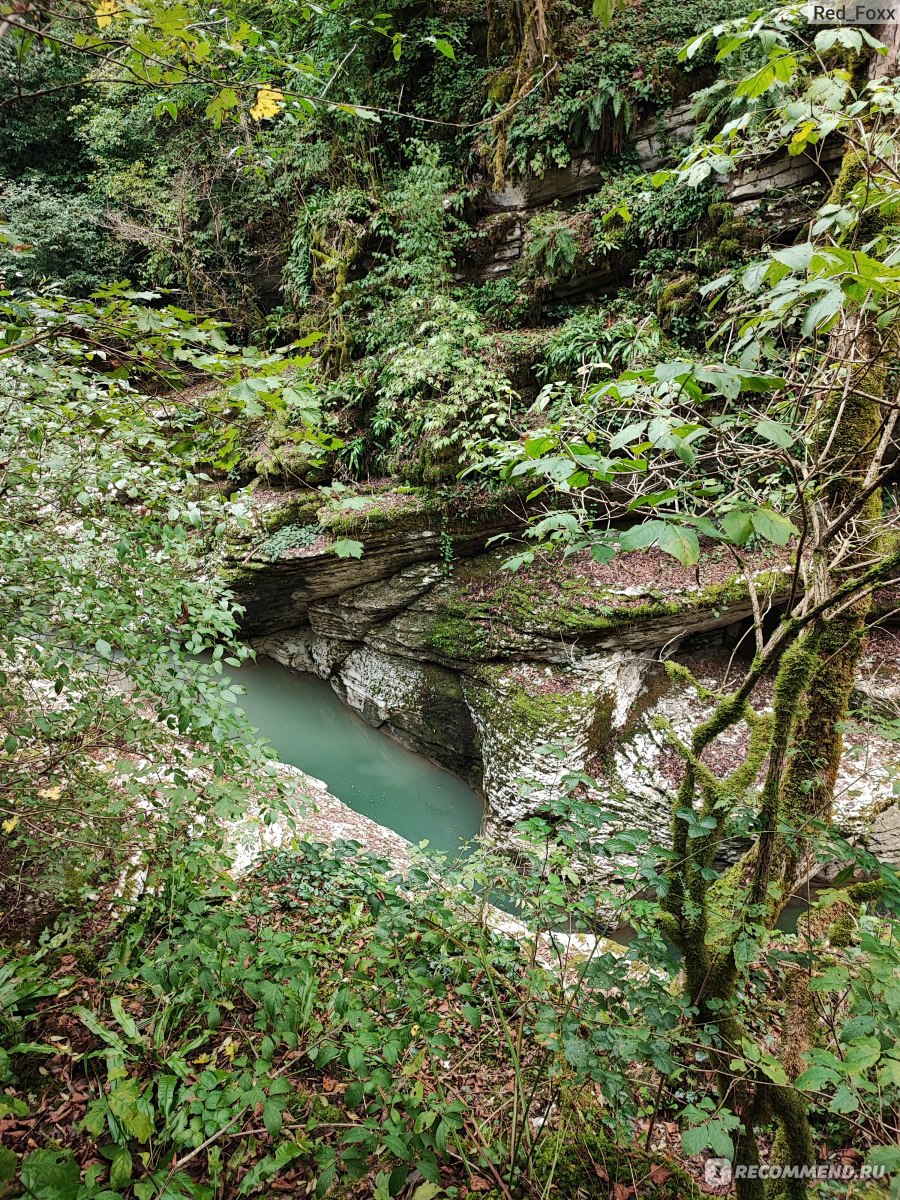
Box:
230;493;900;866
470;101;843;296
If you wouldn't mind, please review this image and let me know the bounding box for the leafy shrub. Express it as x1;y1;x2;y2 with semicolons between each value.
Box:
579;171;721;257
318;144;519;483
466;275;536;327
369;293;517;483
539;304;666;383
0;182;125;295
256;522;324;559
503;0;755;177
524;210;585;283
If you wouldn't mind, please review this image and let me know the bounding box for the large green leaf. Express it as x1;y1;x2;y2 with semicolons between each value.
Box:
751;508;798;546
20;1150;80;1200
592;0;617;24
0;1148;17;1184
657;523;700;566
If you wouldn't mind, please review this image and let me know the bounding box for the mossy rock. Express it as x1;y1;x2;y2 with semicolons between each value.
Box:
531;1130;703;1198
656;275;698;331
247;486;323;534
318;483;521;540
432;547;790;654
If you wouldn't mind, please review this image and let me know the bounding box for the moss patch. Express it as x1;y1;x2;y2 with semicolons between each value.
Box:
429;543;791;656
531;1128;703;1198
317;482;523;539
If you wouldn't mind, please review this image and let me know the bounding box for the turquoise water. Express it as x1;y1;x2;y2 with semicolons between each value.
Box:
227;656;483;855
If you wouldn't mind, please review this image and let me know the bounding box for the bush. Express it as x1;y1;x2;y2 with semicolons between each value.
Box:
0;183;125;295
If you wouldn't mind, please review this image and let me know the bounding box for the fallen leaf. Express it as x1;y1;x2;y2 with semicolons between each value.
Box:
648;1164;671;1187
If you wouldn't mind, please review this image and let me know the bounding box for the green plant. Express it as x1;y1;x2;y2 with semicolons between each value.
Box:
0;287;310;929
524;211;583;283
255;522;324;560
538;305;666;384
0;181;126;295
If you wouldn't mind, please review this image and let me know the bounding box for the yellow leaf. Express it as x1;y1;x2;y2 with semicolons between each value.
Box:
38;785;62;800
95;0;120;28
2;816;18;834
249;87;284;121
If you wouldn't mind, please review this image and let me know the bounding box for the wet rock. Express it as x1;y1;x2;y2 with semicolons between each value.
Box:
254;626;348;679
335;648;481;778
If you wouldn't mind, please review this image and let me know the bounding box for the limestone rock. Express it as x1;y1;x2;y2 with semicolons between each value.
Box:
335;648;480;778
253;627;348;679
462;653;648;831
308;563;442;642
233;521;517;637
226;764;414;876
869;803;900;865
591;653;900;865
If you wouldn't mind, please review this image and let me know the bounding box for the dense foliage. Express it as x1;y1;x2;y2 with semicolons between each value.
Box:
1;0;899;1198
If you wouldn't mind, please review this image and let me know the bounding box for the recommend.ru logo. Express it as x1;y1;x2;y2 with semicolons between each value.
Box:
704;1158;888;1186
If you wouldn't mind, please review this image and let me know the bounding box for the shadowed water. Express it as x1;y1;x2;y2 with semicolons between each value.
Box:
226;655;483;855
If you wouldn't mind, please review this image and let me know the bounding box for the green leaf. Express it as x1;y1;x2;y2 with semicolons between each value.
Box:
720;510;753;545
20;1150;80;1200
432;39;455;59
868;1145;900;1173
619;520;664;551
795;1064;837;1091
772;242;815;271
592;0;616;22
411;1185;443;1200
332;539;363;560
656;523;700;566
108;1079;153;1142
263;1100;283;1138
801;287;843;335
0;1148;17;1184
753;419;794;449
109;1146;133;1189
342;1126;374;1145
110;997;142;1043
74;1006;130;1055
759;1057;789;1087
751;508;798;546
843;1036;881;1073
878;1054;900;1088
610;420;647;451
809;964;849;992
156;1074;178;1117
829;1083;859;1114
590;543;615;564
681;1124;711;1156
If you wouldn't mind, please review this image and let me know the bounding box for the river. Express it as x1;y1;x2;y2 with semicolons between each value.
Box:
227;654;483;854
